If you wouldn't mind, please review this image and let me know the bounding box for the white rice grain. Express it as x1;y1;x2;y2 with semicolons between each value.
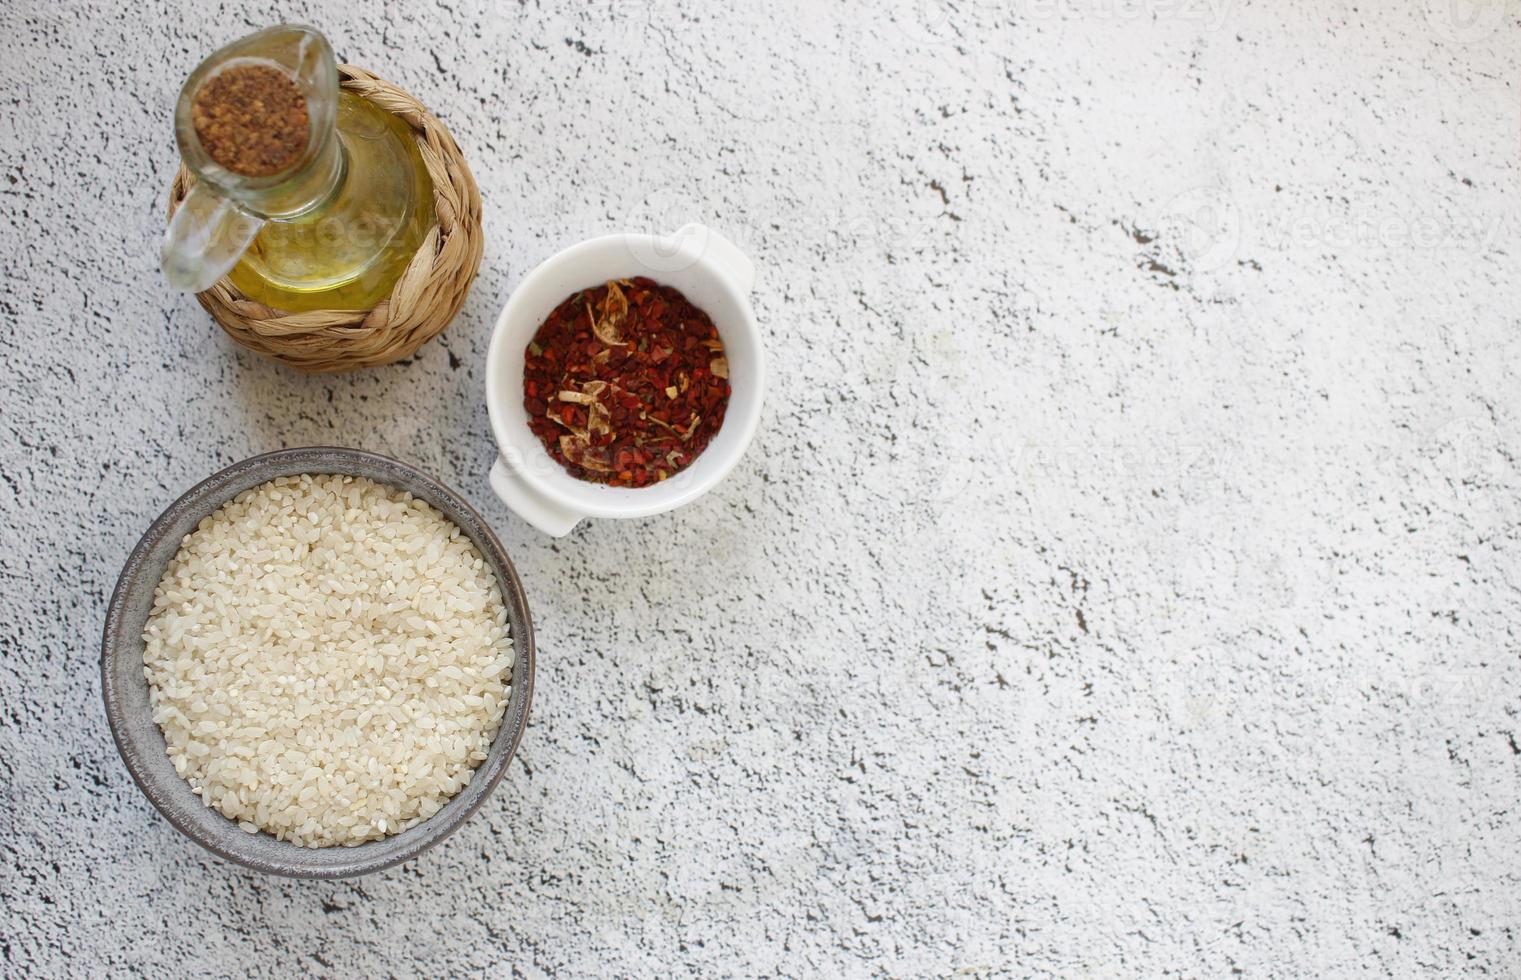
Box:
142;474;513;848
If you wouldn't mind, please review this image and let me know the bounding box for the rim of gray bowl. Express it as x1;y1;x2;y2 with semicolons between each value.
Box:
100;447;536;879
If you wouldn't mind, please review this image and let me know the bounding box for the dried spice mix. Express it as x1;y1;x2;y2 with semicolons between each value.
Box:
524;278;731;486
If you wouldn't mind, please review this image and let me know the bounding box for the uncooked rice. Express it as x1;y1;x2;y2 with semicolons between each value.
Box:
142;473;513;848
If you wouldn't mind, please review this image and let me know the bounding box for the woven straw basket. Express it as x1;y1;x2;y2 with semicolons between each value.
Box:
168;65;484;373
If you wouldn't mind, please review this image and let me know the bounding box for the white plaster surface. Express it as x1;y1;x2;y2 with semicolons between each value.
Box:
2;0;1519;975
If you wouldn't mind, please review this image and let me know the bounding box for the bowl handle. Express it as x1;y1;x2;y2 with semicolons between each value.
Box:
489;456;583;537
676;223;755;294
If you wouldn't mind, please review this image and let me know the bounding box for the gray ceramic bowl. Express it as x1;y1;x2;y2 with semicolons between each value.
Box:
101;447;535;878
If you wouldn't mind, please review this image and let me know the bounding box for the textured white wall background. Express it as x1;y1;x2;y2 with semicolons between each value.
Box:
2;0;1518;975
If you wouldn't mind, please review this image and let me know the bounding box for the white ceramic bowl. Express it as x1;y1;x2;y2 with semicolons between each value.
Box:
485;225;764;536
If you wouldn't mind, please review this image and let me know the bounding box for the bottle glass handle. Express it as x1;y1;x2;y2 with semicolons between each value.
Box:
161;183;265;293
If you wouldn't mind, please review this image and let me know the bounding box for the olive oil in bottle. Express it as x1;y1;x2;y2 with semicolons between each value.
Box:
228;93;434;312
162;26;435;313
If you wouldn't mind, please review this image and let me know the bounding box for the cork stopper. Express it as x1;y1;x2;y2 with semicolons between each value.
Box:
192;64;309;177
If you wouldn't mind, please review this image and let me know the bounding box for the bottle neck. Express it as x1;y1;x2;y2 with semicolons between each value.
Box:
250;130;347;221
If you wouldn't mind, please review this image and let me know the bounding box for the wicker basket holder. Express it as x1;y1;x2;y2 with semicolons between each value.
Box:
168;65;484;373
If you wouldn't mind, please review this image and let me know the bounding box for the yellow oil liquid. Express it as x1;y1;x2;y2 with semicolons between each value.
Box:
229;93;434;312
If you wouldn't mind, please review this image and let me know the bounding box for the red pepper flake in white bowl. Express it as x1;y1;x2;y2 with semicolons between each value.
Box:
485;224;765;537
523;277;731;488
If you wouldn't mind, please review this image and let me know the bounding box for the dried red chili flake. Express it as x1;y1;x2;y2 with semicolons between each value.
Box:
523;277;731;487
